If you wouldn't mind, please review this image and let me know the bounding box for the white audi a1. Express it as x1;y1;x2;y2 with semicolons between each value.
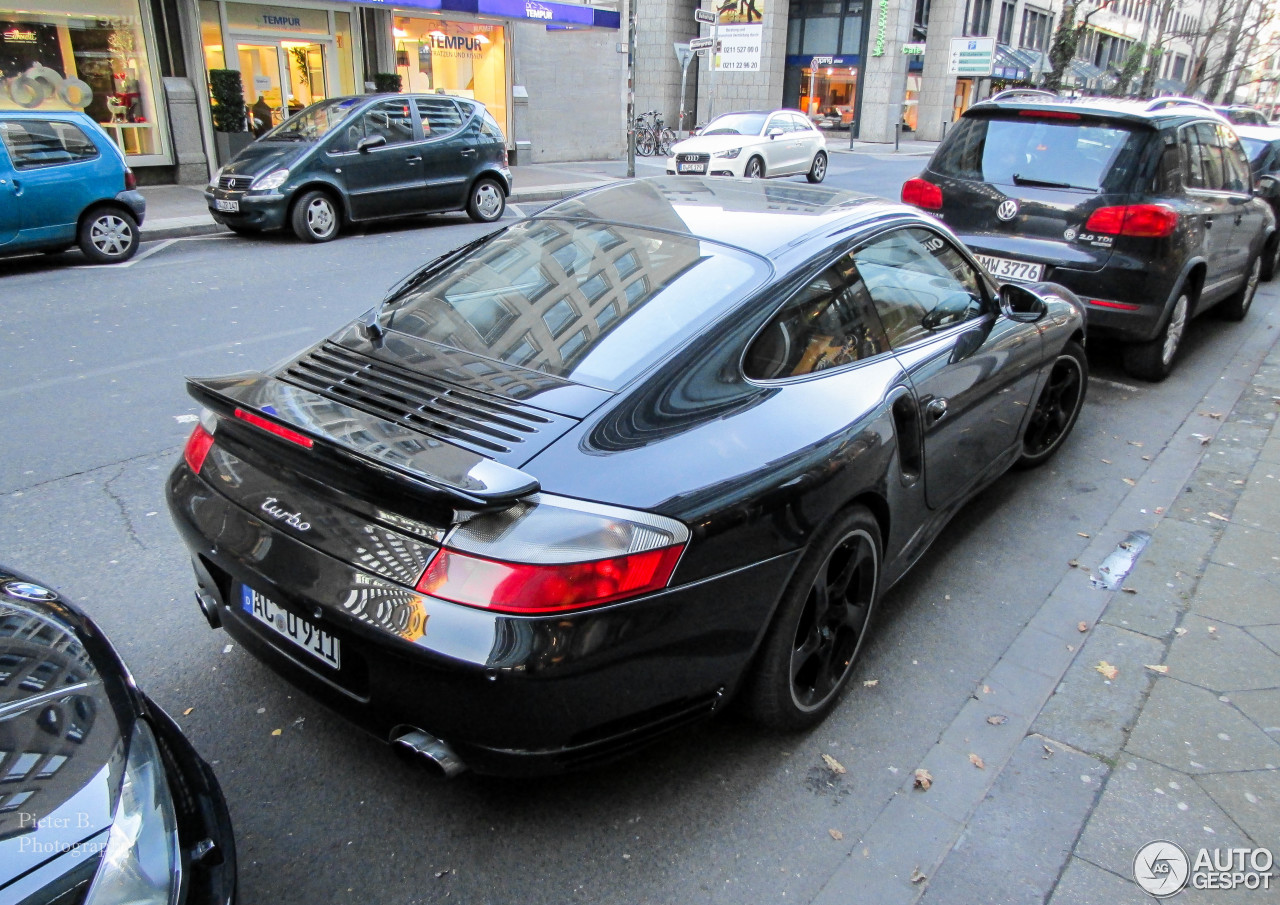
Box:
667;109;828;182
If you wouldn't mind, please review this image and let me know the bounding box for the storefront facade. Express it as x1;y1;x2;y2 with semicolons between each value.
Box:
0;0;171;165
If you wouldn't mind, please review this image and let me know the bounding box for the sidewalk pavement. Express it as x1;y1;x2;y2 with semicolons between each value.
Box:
813;310;1280;904
139;136;939;242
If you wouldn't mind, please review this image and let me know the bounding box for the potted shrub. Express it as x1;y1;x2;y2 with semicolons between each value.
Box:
209;69;254;164
373;72;402;93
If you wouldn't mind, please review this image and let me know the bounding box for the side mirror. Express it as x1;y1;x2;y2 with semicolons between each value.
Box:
767;127;785;139
357;134;387;153
1258;174;1280;200
999;283;1048;322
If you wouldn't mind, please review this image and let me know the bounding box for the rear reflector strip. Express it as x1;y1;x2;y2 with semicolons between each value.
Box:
1087;298;1142;311
233;407;314;448
1017;110;1082;120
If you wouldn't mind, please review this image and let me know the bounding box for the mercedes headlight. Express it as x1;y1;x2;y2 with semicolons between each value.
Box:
713;148;742;159
84;720;180;905
250;168;289;191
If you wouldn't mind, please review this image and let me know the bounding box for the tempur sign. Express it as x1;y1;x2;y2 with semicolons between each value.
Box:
524;2;553;19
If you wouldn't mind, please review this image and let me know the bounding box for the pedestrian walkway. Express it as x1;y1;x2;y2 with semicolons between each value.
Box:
812;303;1280;904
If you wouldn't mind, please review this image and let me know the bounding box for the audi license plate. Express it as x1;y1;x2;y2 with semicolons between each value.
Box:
974;254;1043;283
241;586;340;669
214;198;240;212
678;163;706;174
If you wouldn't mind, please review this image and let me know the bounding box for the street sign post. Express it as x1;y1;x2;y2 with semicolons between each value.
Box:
688;36;714;50
948;37;995;77
674;42;695;131
694;8;715;24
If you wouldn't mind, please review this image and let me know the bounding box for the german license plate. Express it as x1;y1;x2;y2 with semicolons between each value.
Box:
241;586;340;669
214;198;240;212
678;163;706;174
974;254;1043;283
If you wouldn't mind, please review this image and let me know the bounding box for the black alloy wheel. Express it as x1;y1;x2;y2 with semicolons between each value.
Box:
745;506;880;730
744;156;765;179
1219;254;1260;321
1016;341;1087;469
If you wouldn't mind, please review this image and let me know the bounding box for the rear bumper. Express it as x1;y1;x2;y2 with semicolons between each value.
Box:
166;462;796;775
117;190;147;225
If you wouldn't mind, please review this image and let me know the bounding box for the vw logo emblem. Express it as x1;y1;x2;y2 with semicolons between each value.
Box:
996;199;1019;221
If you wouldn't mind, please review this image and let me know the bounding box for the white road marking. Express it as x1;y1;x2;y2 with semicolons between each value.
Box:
1092;378;1143;393
78;232;236;269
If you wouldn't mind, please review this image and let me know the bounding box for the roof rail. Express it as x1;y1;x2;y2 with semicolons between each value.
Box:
1145;96;1214;112
986;88;1058;102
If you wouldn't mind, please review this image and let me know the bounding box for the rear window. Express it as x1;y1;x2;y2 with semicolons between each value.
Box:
932;114;1147;192
383;219;770;390
0;119;99;169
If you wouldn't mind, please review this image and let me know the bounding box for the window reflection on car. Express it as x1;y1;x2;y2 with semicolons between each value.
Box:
702;112;769;135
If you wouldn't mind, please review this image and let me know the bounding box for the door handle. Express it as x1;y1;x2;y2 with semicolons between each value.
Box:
924;398;948;424
10;178;19;195
461;149;477;157
405;156;422;163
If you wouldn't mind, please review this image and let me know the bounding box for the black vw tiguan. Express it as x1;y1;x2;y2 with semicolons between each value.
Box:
904;95;1275;380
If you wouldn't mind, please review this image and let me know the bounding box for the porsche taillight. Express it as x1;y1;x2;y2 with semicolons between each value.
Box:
415;495;689;614
182;410;218;473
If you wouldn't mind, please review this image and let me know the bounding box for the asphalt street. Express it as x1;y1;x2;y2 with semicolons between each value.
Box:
2;161;1276;905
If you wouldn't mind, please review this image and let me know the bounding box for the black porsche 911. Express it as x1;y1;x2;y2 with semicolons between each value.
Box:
166;177;1087;776
0;568;235;904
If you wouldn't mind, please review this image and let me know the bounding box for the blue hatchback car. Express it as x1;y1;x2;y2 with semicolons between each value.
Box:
0;110;147;264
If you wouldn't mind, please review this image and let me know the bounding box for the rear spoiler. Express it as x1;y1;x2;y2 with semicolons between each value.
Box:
186;372;539;512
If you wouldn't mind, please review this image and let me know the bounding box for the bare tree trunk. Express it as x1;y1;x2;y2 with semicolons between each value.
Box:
1207;0;1250;101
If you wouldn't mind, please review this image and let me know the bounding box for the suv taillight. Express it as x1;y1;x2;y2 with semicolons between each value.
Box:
414;495;689;614
1085;204;1178;238
502;145;509;167
124;167;137;191
902;178;943;210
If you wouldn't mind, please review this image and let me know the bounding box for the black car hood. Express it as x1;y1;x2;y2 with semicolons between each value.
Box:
220;140;309;178
0;574;125;890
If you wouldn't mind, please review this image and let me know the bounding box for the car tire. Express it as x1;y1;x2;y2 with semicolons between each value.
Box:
466;178;506;223
290;190;341;243
1219;254;1261;321
1261;234;1280;282
1122;287;1191;382
744;156;765;179
806;151;827;184
77;207;138;263
1015;341;1087;469
743;506;880;731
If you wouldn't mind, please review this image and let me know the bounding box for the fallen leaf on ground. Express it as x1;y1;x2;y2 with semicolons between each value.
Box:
913;768;933;790
822;754;847;775
1145;664;1169;674
1121;587;1137;594
1043;744;1055;758
910;868;927;884
1101;459;1112;465
944;594;951;601
271;728;282;737
1123;478;1137;486
183;707;194;716
829;829;844;841
969;753;985;769
1191;433;1211;446
982;684;992;694
1208;626;1218;634
434;869;452;879
1068;559;1081;568
1175;627;1188;636
1207;512;1230;522
1198;412;1223;419
862;679;879;687
1077;532;1090;538
1067;644;1075;652
1095;661;1119;680
1143;455;1153;461
1128;440;1144;447
1077;621;1089;632
987;714;1007;725
1154;507;1165;514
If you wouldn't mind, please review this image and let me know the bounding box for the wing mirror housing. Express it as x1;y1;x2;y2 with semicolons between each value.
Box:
357;134;388;153
1258;174;1280;200
767;127;785;139
999;283;1049;322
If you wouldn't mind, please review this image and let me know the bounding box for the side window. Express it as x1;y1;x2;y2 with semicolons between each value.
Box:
1179;126;1206;189
788;114;811;133
743;250;890;380
765;116;787;135
415;98;464;139
480;111;505;140
0;120;99;169
1153;140;1182;194
1194;123;1226;191
363;100;417;146
854;228;987;349
1217;126;1251;193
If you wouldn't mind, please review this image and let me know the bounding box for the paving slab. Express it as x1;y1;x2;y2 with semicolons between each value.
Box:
916;736;1106;905
1196;770;1280;847
1164;613;1280;691
1073;755;1253;880
1034;623;1165;759
1190;562;1280;625
1249;624;1280;657
1230;688;1280;738
1098;518;1212;639
1210;523;1280;574
1230;469;1280;529
1047;856;1152;905
1125;679;1280;774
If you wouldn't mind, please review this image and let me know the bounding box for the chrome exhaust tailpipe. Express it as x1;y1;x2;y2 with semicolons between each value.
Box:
391;728;467;778
195;588;222;629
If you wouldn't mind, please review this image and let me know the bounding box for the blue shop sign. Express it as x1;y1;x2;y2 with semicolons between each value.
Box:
363;0;620;28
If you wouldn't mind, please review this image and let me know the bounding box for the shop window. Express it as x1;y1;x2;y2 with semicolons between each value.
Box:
0;119;99;168
0;1;166;159
395;16;507;140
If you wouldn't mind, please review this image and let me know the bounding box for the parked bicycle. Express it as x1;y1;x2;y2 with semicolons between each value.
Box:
633;110;676;157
